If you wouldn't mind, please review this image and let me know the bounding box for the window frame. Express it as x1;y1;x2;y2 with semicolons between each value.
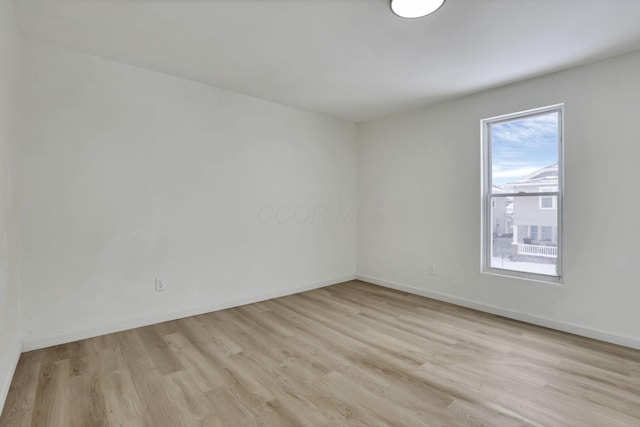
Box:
539;186;558;210
481;104;564;283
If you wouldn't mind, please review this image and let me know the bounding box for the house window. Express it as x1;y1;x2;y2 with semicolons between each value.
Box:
539;186;558;209
482;104;563;281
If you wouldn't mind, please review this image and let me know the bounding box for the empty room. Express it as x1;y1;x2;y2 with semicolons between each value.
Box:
1;0;640;425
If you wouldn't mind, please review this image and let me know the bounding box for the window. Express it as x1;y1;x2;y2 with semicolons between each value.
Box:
482;105;563;281
540;197;554;209
539;186;558;209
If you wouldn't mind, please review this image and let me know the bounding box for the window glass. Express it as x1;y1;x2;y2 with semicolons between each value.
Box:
483;106;563;280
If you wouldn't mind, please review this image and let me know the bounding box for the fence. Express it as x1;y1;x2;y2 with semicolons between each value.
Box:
517;244;557;258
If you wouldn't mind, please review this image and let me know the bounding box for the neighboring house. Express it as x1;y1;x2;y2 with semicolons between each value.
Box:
505;164;558;258
491;185;512;237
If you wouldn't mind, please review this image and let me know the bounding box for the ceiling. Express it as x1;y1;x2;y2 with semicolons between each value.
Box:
14;0;640;122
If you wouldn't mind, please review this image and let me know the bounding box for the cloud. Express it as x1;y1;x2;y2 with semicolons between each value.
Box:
491;112;558;147
490;111;559;186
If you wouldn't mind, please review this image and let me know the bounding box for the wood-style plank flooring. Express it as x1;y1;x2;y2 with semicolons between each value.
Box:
1;280;640;426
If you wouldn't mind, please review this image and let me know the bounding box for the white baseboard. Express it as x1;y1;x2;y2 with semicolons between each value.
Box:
22;275;356;352
357;274;640;350
0;341;22;419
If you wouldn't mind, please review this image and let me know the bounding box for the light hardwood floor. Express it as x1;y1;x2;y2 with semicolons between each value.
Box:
1;280;639;426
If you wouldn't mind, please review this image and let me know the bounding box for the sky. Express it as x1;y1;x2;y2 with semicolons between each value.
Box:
491;111;559;187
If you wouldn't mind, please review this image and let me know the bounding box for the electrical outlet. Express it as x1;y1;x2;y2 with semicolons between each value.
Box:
155;278;165;292
427;264;436;275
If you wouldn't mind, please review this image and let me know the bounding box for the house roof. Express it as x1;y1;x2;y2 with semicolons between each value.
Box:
492;185;508;194
506;164;558;188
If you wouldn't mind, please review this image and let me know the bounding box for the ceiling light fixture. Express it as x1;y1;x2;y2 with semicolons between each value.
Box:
391;0;446;19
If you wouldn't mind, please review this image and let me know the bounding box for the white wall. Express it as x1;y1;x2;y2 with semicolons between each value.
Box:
19;41;357;347
0;0;21;411
12;20;640;359
357;49;640;348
